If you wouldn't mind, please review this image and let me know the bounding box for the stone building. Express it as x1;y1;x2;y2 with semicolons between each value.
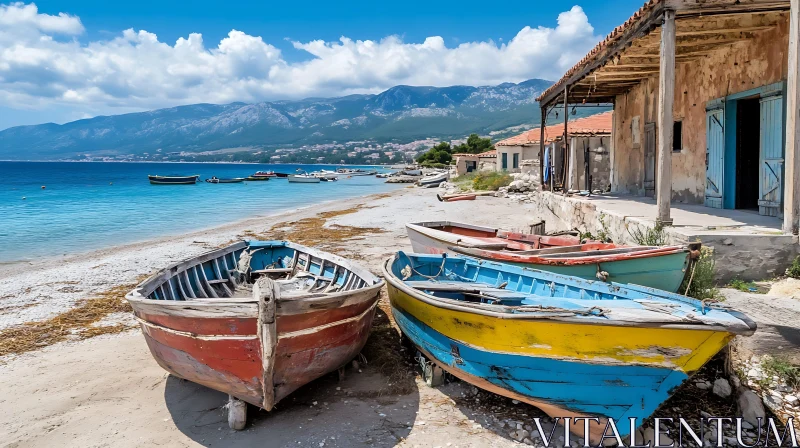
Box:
495;111;613;191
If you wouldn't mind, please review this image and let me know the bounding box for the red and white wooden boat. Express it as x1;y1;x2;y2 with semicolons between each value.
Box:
405;221;699;292
126;240;383;428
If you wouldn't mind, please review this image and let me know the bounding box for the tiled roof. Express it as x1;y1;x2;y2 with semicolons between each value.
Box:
536;0;659;103
496;111;613;146
453;150;497;157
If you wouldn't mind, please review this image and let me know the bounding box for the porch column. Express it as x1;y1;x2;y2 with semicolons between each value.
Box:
784;0;800;234
539;106;546;188
563;85;569;194
656;9;676;226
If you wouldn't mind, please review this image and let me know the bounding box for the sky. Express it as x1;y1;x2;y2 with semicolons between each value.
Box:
0;0;646;130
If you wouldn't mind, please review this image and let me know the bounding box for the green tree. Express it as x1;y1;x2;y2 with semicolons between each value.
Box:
453;133;493;154
416;142;453;164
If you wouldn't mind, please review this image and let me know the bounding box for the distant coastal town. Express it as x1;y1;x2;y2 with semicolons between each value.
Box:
61;138;446;165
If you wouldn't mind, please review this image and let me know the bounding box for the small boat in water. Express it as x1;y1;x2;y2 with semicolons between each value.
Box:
127;241;383;429
244;176;271;181
383;251;755;442
251;171;276;178
336;168;377;176
288;169;322;183
310;170;339;180
206;177;245;184
148;174;199;185
418;171;449;187
406;221;696;292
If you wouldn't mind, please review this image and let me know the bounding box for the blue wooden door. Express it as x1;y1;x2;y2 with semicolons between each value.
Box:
759;95;784;217
705;108;725;208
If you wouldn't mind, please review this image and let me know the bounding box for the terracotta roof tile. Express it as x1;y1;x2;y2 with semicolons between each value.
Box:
495;111;613;146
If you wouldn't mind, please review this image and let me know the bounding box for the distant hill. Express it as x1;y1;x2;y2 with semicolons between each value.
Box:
0;79;558;160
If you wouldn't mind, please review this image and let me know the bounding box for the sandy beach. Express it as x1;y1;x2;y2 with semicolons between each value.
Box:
0;186;543;447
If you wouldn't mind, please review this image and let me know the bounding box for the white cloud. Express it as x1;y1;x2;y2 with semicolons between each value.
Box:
0;2;599;124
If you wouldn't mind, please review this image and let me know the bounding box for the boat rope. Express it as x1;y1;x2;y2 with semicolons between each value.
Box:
401;253;447;281
683;258;698;296
238;250;253;273
595;263;609;281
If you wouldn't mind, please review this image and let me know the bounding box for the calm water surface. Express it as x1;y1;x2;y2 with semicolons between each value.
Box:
0;162;399;263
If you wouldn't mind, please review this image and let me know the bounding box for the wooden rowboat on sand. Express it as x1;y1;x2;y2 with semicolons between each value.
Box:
383;251;755;442
406;221;698;292
126;241;383;429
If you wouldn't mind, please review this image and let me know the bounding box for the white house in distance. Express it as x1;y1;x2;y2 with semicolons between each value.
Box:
495;111;613;191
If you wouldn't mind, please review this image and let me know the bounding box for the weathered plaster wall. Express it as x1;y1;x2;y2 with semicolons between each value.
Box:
496;145;538;172
612;81;648;195
569;136;611;191
613;16;790;203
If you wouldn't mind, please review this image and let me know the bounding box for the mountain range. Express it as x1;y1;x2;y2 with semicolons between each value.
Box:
0;79;556;160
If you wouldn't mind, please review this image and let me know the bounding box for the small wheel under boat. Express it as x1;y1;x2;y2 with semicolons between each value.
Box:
227;395;247;430
416;350;445;387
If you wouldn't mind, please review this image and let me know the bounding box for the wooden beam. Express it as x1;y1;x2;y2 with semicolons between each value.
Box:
537;2;665;107
563;85;569;193
785;0;800;233
540;106;546;188
657;9;676;226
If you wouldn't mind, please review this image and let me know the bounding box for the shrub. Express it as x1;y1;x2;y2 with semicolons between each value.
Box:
787;256;800;278
681;246;721;301
472;172;513;191
628;223;667;246
761;355;800;387
727;278;759;293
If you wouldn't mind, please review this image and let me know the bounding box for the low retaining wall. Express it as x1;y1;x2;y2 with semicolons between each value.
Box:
518;191;798;282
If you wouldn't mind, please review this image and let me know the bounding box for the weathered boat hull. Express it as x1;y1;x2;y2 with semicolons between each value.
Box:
382;252;754;441
148;175;199;184
406;222;692;292
127;241;382;411
133;288;377;406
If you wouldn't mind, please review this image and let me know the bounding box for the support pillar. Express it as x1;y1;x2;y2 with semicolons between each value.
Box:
656;9;676;226
539;106;546;188
563;85;569;194
784;0;800;234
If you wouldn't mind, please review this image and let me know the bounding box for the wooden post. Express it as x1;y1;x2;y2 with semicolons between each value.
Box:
785;0;800;234
539;106;546;188
255;277;278;411
656;9;676;226
563;85;570;194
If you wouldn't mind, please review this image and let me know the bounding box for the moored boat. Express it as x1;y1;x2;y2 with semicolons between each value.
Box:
406;221;696;292
310;170;339;180
126;240;383;429
418;171;449;187
288;174;321;183
251;171;276;178
288;169;322;183
206;177;245;183
148;174;199;185
244;175;271;181
383;251;755;442
336;168;377;176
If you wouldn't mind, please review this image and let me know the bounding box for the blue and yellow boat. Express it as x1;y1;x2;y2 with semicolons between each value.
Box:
383;252;755;441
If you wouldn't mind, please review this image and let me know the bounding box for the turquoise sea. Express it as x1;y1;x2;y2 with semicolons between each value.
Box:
0;162;400;263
